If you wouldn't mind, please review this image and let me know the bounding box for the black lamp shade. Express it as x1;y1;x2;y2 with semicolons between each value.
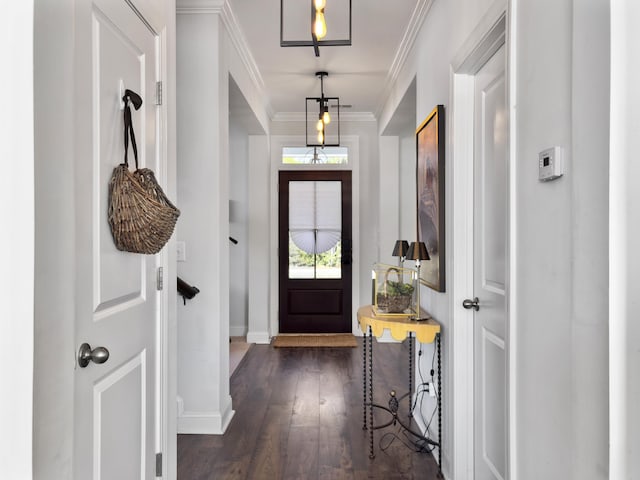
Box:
392;240;410;258
406;241;430;261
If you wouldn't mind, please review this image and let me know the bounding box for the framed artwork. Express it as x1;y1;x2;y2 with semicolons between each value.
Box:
416;105;445;291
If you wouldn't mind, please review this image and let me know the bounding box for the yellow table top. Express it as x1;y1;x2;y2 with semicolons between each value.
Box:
357;305;441;344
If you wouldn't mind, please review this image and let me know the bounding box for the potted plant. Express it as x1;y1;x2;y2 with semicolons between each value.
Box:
375;266;415;314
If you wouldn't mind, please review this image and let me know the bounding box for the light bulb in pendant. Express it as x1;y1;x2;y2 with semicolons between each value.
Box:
316;119;324;131
314;0;326;9
317;131;324;143
323;110;331;125
314;11;327;39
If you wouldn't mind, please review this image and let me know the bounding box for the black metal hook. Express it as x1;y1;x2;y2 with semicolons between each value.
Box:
123;89;143;110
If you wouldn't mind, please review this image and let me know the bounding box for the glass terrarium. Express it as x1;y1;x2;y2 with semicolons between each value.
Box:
372;263;418;316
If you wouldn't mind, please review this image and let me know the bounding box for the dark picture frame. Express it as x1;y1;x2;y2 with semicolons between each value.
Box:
416;105;445;291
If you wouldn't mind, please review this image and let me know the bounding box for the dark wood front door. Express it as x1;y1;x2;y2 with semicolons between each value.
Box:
279;170;352;333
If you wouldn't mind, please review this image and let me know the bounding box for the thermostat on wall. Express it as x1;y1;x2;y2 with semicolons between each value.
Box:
538;146;564;182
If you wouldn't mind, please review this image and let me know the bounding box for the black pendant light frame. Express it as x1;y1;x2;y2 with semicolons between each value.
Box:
306;71;341;148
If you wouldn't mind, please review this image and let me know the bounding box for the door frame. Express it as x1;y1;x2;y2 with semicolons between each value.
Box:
269;136;360;337
450;2;516;478
278;170;353;334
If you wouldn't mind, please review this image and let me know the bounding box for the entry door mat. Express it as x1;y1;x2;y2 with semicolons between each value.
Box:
272;334;358;348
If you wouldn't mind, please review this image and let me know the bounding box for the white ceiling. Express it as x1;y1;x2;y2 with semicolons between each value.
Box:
227;0;425;119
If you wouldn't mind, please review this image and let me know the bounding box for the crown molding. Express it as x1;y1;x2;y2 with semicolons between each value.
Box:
375;0;435;119
272;111;377;123
177;0;275;119
176;0;224;14
220;2;274;117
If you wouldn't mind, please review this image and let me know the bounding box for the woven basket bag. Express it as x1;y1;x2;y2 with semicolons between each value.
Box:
108;89;180;254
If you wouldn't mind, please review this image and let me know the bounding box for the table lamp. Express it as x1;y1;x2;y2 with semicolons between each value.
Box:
391;240;410;267
406;241;430;321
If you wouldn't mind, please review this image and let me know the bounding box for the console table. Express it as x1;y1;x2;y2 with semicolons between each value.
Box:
357;305;442;477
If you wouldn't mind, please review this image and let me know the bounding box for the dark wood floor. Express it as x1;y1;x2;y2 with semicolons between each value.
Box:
178;339;440;479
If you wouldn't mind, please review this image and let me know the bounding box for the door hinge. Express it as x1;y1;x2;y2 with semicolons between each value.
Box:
157;267;164;291
155;81;163;105
156;452;163;477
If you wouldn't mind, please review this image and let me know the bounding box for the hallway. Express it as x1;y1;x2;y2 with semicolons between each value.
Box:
178;341;440;479
8;0;637;478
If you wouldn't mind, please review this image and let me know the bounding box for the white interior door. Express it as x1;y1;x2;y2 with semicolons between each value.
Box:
472;44;508;480
73;1;161;478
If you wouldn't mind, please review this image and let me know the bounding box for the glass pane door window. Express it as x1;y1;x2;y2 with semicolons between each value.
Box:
288;181;341;279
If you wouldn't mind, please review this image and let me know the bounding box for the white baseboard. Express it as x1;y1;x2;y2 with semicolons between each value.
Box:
178;409;235;435
246;330;271;344
229;325;247;337
178;396;235;434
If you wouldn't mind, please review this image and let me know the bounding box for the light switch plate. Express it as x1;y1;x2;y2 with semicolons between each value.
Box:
176;241;186;262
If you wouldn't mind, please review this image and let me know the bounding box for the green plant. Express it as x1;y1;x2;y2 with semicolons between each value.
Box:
385;280;414;296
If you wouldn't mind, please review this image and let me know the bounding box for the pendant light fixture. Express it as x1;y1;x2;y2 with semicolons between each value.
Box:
306;71;340;147
314;0;327;40
280;0;352;57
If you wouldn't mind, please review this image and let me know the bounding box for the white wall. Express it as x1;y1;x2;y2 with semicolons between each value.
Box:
392;0;472;471
379;136;401;266
177;11;233;433
399;133;417;243
229;104;249;337
610;1;640;478
176;4;270;432
570;0;610;477
247;135;271;344
514;0;574;476
1;3;34;479
516;0;610;477
380;0;611;477
358;121;382;308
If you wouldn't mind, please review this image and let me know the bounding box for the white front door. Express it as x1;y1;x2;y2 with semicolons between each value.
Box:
472;43;508;480
73;1;162;478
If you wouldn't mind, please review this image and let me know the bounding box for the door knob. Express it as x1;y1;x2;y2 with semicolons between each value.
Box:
462;297;480;311
78;343;110;368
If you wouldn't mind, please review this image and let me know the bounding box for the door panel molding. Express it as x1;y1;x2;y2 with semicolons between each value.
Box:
481;326;506;480
93;352;147;479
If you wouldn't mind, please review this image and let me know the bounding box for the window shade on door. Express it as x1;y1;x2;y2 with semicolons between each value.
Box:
289;181;341;254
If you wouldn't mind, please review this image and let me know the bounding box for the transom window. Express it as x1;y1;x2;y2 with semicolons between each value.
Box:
282;146;348;165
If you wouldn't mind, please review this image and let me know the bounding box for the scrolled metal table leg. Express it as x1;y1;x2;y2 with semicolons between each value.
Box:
408;332;413;419
437;333;443;478
362;329;367;430
369;327;375;459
